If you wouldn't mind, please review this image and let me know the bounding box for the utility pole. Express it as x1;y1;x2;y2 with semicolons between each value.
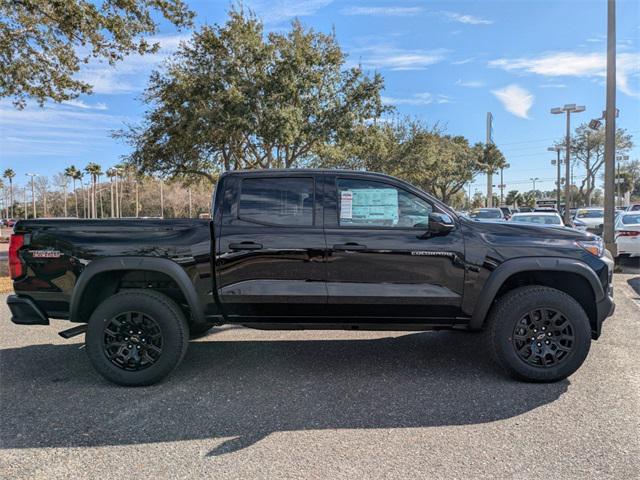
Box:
486;112;493;207
26;173;37;219
603;0;617;254
551;104;585;224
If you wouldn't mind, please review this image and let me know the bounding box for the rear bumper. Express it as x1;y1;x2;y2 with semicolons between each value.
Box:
7;295;49;325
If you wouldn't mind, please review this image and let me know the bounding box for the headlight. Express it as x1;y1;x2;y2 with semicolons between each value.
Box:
576;238;604;257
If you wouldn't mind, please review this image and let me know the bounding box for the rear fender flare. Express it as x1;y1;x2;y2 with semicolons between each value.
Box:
69;256;205;324
469;257;604;330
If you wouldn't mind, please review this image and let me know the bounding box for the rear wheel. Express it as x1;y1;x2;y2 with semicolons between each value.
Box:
487;286;591;382
85;289;189;386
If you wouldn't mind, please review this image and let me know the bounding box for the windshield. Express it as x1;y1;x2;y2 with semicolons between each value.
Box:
512;215;562;225
470;209;502;219
621;214;640;225
576;209;604;219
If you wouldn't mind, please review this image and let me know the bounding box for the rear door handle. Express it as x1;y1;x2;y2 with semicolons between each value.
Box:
229;242;263;251
333;243;367;251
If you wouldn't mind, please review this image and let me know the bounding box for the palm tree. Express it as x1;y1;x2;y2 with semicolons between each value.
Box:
0;179;5;219
64;166;79;218
3;168;15;218
106;168;117;217
84;163;102;218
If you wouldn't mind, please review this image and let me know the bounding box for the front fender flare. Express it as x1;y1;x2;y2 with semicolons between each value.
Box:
69;256;205;324
469;257;604;330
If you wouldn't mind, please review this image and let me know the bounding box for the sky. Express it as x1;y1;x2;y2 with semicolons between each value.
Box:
1;0;639;199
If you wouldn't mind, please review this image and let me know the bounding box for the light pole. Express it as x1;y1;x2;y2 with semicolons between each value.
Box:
25;173;37;219
548;146;563;209
551;104;585;224
616;155;629;207
603;0;617;253
530;177;540;192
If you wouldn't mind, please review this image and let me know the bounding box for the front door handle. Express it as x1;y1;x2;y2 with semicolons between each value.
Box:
229;242;263;251
333;243;367;251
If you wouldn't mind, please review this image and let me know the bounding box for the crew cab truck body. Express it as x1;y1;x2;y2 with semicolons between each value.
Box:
7;169;615;385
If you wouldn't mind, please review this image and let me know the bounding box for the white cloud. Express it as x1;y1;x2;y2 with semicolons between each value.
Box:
382;92;452;106
0;102;124;157
451;57;475;65
491;85;534;119
539;83;567;88
442;12;493;25
62;99;108;110
456;79;484;88
353;46;446;70
77;34;190;95
341;6;424;16
489;51;640;97
246;0;333;24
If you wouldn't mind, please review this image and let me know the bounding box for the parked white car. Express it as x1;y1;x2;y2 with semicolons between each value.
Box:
510;211;564;226
573;208;604;234
615;212;640;257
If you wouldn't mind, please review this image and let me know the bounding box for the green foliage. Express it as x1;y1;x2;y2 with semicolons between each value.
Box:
117;7;388;183
570;123;633;201
315;119;505;204
0;0;193;108
505;189;522;207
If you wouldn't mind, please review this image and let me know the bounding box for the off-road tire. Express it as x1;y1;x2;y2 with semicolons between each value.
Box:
487;286;591;382
85;289;189;386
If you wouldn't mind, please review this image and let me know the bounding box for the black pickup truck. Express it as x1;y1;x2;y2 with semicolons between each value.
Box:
7;169;615;386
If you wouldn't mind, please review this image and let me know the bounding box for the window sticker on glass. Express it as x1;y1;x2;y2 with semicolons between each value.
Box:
351;188;399;224
340;191;353;219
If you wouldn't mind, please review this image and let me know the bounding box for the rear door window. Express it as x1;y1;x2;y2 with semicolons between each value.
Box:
239;177;314;226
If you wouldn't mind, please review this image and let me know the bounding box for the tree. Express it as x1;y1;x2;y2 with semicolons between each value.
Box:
116;7;387;182
505;190;522;207
570;124;633;204
84;163;102;218
521;191;537;208
3;168;15;218
1;0;193;108
64;165;80;218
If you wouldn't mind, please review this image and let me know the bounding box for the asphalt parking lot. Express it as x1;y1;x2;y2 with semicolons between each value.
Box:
1;275;639;479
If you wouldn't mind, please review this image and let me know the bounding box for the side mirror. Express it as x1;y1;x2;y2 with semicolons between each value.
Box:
423;212;455;237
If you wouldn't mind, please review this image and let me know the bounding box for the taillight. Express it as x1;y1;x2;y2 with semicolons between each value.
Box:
8;233;25;279
617;230;640;237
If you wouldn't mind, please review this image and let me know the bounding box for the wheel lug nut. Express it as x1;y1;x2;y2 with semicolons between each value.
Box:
138;331;142;334
542;326;546;330
531;337;535;341
547;332;552;336
128;344;132;348
142;338;146;342
136;345;141;349
533;329;538;333
545;340;550;345
537;342;542;347
125;337;128;341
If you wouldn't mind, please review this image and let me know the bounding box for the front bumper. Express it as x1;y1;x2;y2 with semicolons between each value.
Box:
7;295;49;325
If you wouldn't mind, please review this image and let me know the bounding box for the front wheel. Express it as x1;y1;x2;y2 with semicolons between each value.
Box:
487;286;592;382
85;289;189;386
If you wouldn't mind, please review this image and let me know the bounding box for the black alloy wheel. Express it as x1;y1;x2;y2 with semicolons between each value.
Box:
103;311;163;371
511;308;574;368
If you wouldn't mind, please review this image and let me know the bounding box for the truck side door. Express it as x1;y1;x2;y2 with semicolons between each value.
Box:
215;173;327;319
323;174;465;322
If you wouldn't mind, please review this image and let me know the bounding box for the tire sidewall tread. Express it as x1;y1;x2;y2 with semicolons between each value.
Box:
487;286;591;383
85;289;189;386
